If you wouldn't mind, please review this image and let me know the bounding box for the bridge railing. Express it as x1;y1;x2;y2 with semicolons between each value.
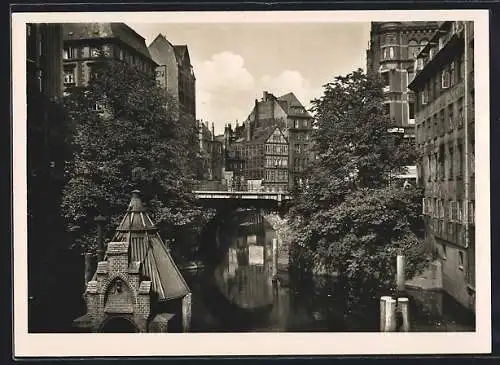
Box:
192;180;289;194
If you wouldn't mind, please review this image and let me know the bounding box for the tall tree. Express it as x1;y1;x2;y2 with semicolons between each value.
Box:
289;69;425;296
61;58;209;256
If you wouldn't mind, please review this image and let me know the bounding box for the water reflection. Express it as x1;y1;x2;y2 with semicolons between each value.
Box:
184;209;474;333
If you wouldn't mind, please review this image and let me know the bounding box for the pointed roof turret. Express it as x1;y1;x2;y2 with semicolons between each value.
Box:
95;190;191;301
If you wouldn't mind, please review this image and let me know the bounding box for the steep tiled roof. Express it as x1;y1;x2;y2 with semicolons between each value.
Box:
63;23;154;62
241;124;285;146
93;190;190;301
278;92;313;118
147;34;174;65
173;45;190;65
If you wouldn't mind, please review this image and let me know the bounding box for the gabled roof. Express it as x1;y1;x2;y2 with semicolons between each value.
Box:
63;23;154;62
242;124;286;146
278;92;313;118
93;190;190;301
173;45;191;66
147;34;174;65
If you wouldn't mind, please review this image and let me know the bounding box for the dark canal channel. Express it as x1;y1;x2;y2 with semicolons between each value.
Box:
183;209;475;333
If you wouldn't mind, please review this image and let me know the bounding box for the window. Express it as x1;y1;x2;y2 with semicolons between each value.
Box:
90;47;101;58
457;98;464;128
449;201;458;221
408;40;419;59
450;61;456;86
442;244;447;260
63;67;76;85
82;46;90;58
429;47;436;60
456;200;463;222
383;46;395;60
103;44;113;57
427;155;431;182
441;69;451;89
449;145;454;179
457;143;463;177
458;251;464;271
421;89;428;105
439;109;445;135
381;71;390;88
63;47;76;59
438;36;445;50
409;102;415;123
448;104;454;131
469;201;475;224
439;144;445;181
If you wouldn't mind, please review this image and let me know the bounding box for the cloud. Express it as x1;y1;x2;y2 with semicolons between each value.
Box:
193;52;255;134
259;70;323;110
192;57;324;135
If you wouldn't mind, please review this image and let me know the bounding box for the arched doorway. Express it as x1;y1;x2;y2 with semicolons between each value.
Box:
99;316;139;333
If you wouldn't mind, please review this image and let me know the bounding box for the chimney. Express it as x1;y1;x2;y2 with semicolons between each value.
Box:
263;91;268;101
212;122;215;141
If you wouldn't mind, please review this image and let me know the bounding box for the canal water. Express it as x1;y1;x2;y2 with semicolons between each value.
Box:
183;209;475;333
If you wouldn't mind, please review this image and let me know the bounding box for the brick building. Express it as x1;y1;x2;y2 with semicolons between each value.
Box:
62;23;157;93
366;21;439;164
408;21;475;311
73;191;191;332
148;34;196;119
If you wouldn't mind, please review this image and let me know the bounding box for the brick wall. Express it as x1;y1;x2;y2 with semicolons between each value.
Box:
73;241;161;332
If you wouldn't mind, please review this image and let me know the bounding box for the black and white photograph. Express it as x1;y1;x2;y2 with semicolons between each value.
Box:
12;9;490;357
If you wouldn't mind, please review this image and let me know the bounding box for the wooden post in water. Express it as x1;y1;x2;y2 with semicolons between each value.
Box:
398;297;410;332
272;238;278;283
396;254;406;292
379;296;392;331
181;293;192;332
384;298;397;332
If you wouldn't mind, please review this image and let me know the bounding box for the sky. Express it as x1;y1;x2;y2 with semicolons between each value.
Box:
129;22;371;134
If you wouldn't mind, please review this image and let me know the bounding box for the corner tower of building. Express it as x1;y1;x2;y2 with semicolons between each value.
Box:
366;21;440;139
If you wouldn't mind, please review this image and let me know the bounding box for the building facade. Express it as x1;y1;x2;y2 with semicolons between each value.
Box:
408;21;475;312
366;22;440;157
148;34;196;119
26;23;74;332
197;120;223;183
234;91;313;190
230;125;289;192
62;23;157;93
